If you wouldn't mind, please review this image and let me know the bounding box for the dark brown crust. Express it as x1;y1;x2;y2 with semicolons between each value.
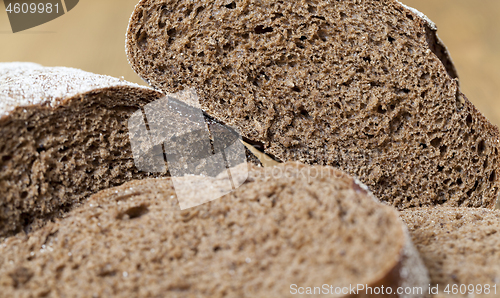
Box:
358;256;402;298
424;27;458;81
347;230;429;298
393;4;458;81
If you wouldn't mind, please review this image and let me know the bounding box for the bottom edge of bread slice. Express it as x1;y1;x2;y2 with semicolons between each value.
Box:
0;162;429;297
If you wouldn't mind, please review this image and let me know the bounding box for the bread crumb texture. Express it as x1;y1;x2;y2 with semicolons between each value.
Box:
0;63;170;238
126;0;500;209
401;207;500;292
0;62;263;238
0;163;426;297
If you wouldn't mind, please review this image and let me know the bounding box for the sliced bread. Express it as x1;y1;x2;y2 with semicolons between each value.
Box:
401;207;500;297
0;163;428;297
0;62;258;238
125;0;500;209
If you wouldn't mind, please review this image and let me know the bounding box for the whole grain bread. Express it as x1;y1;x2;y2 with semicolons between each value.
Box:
0;62;259;238
126;0;500;209
400;207;500;297
0;163;429;297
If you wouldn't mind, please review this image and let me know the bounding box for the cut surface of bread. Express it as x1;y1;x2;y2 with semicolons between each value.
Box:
0;62;258;238
0;163;428;297
126;0;500;209
401;207;500;296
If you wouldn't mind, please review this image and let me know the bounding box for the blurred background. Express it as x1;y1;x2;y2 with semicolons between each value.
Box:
1;0;499;126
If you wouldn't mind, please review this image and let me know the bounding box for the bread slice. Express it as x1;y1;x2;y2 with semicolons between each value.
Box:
0;163;429;297
0;62;258;238
126;0;500;209
401;207;500;296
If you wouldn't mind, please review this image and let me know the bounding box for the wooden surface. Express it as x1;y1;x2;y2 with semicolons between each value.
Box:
1;0;499;126
0;0;145;85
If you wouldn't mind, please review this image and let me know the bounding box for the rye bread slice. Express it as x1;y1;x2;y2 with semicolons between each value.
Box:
125;0;500;209
400;207;500;297
0;163;429;297
0;62;258;238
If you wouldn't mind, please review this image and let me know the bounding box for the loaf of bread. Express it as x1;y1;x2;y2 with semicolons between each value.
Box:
0;163;429;297
0;62;258;238
401;207;500;297
126;0;500;209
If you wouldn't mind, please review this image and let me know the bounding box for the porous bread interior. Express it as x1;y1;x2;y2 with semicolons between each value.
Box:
0;163;406;297
0;86;261;239
400;207;500;287
126;0;500;209
0;87;168;238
